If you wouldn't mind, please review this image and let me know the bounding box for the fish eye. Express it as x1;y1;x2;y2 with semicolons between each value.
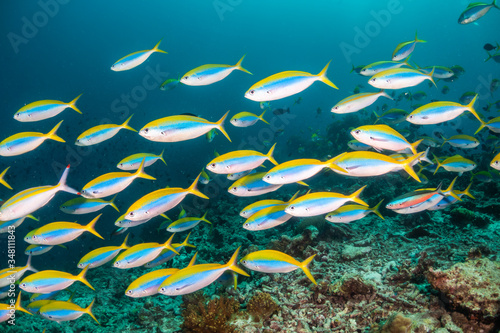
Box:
184;76;189;80
210;163;216;168
144;128;149;133
160;287;165;292
242;260;247;264
232;187;237;191
265;175;271;179
48;315;52;319
129;212;134;217
266;90;271;94
289;206;294;210
249;90;255;95
408;115;413;119
354;130;360;134
21;283;26;288
126;290;133;295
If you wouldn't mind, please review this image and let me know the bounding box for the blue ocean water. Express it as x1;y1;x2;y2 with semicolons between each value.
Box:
1;0;500;331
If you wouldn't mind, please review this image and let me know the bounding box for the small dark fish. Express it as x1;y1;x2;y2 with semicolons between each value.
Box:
316;107;322;117
459;91;476;104
411;91;427;101
441;85;450;94
457;128;463;134
484;43;498;51
273;107;290;115
353;86;361;94
450;65;465;76
490;78;500;93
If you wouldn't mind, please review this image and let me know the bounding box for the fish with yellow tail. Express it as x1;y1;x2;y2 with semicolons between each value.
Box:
139;111;231;142
440;134;479;149
262;157;346;185
0;255;37;288
392;32;426;61
60;195;119;214
0;120;65;156
39;298;99;324
360;59;412;76
285;186;368;217
428;182;475;211
126;268;180;298
158;247;249;296
80;158;155;199
350;124;422;154
206;143;277;174
0;292;31;322
166;211;211;232
407;95;481;125
242;192;299;231
181;55;252;86
240;250;317;285
144;233;196;268
368;67;435;90
331;90;393;114
78;234;129;269
76;115;136;146
325;199;385;223
228;172;284;197
14;94;82;122
458;0;499;24
124;173;208;221
230;110;269;127
117;150;166;170
20;265;94;293
111;40;167;71
0;214;38;234
0;165;79;221
113;234;178;269
240;191;300;219
24;214;103;245
386;178;460;214
330;151;424;182
433;154;476;175
245;61;338;102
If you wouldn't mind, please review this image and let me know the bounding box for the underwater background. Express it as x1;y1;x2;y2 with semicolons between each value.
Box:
1;0;500;332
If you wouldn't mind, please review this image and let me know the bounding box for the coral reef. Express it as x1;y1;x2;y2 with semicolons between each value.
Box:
246;292;280;323
180;291;240;333
427;258;500;324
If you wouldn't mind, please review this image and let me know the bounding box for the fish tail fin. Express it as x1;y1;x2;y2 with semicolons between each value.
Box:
108;194;120;212
350;64;356;73
234;54;252;75
162;233;179;255
187;252;198;267
25;254;38;273
187;173;209;199
121;114;137;132
373;111;380;124
27;214;39;221
461;182;475;199
474;119;487;135
485;51;492;62
439;134;448;147
0;166;12;190
349;185;368;206
14;291;31;315
445;177;461;201
134;158;156;180
410;139;423;155
85;214;104;239
402;152;424;182
380;89;394;100
215;110;231;142
258;110;269;124
432;153;442;175
493;0;499;9
371;199;385;220
427;67;437;87
201;210;212;224
420;147;433;165
68;93;83;114
85;299;100;325
57;165;80;195
466;94;482;123
403;55;414;69
300;254;317;285
76;265;95;290
286;190;301;203
325;157;347;173
415;31;426;43
182;232;197;248
226;246;250;277
266;143;278;165
317;60;339;89
152;39;168;54
46;120;66;143
158;149;167;166
120;233;130;249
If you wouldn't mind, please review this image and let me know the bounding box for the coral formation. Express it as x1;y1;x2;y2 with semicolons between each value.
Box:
427;258;500;324
246;292;280;323
180;292;240;333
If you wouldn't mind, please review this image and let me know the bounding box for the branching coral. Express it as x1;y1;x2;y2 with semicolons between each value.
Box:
181;291;240;333
246;292;280;323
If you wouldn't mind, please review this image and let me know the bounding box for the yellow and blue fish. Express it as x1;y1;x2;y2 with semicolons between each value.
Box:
181;55;252;86
230;111;269;127
144;233;195;268
228;172;283;197
76;115;136;146
113;234;178;269
0;255;37;288
407;95;481;125
14;94;82;122
60;195;119;214
20;265;94;294
392;32;426;61
0;292;31;322
166;211;211;232
111;40;167;71
39;299;99;324
325;199;384;223
78;234;129;269
262;158;345;185
117;150;166;170
206;143;277;174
